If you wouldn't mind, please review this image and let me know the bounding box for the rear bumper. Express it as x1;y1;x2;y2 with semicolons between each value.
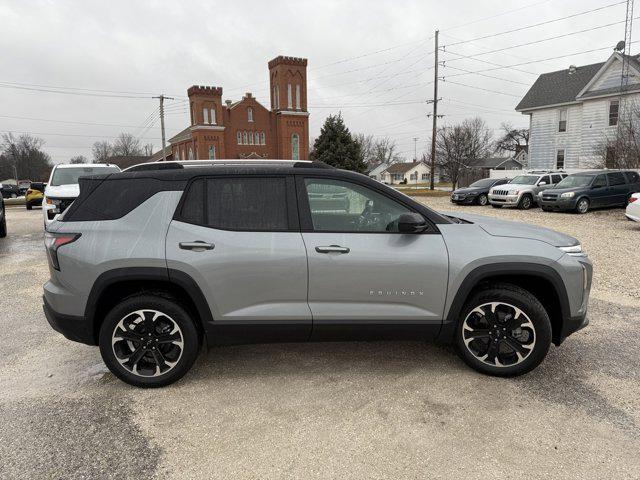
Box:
43;296;95;345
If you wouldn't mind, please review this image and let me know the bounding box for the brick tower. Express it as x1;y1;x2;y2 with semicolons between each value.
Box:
268;56;309;160
186;85;225;159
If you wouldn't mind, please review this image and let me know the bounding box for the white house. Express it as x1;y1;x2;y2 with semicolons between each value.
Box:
516;52;640;169
367;161;394;181
379;161;432;185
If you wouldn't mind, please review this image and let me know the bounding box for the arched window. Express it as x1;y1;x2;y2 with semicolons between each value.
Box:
260;132;266;145
254;132;260;145
190;103;195;125
291;133;299;160
247;107;253;122
296;85;301;110
237;131;242;145
248;130;254;145
242;131;248;144
203;108;209;124
210;107;216;125
275;86;280;109
287;83;293;109
208;145;216;160
188;147;194;160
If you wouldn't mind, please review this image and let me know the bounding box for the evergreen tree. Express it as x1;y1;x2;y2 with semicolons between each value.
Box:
310;114;366;172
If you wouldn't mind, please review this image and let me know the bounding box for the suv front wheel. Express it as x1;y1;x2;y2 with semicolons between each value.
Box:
455;283;551;377
99;294;200;388
518;194;533;210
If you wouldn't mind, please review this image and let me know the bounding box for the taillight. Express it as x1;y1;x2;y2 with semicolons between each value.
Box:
630;196;638;204
44;232;81;270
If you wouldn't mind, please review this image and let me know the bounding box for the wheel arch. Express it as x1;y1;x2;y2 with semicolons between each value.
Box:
85;267;213;345
442;263;570;346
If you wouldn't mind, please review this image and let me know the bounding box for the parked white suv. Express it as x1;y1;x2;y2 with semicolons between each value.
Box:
43;163;120;228
489;171;567;210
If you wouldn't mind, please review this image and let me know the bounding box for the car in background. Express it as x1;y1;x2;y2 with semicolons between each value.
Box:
43;163;120;228
0;194;6;238
488;171;568;210
626;192;640;222
0;183;22;199
26;182;46;210
18;180;32;195
539;171;640;214
450;178;510;206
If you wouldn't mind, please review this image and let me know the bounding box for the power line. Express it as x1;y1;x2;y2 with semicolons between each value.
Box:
0;114;155;128
442;1;626;47
0;130;161;140
440;0;555;32
441;80;523;98
0;83;154;99
442;65;532;86
442;18;637;63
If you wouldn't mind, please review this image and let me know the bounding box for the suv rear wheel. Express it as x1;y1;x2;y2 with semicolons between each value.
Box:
99;294;199;388
455;283;551;377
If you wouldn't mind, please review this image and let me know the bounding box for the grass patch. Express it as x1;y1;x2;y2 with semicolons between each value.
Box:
394;188;451;197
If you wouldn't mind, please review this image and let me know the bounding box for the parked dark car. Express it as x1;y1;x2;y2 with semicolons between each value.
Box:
18;180;32;195
0;183;22;199
0;194;6;237
538;170;640;214
451;178;510;206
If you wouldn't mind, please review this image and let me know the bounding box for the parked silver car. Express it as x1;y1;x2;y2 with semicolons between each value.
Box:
489;171;568;209
43;160;592;387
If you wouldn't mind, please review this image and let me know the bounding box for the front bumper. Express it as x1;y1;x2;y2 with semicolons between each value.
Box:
450;194;477;204
43;296;95;345
538;197;578;211
488;193;520;207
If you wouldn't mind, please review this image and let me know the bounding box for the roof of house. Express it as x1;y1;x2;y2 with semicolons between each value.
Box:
475;157;524;169
515;61;604;111
106;155;151;169
168;126;192;143
150;146;172;162
516;53;640;111
383;161;425;174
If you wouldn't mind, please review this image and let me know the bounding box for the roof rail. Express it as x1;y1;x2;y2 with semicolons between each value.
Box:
123;159;332;172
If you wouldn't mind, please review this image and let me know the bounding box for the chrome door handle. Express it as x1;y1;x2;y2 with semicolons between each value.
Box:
315;245;350;254
179;241;214;251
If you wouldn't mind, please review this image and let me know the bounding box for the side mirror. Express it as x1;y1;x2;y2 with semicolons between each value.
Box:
538;181;547;186
398;213;428;233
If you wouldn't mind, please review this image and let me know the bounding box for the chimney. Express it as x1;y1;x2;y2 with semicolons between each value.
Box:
568;65;577;75
225;99;232;107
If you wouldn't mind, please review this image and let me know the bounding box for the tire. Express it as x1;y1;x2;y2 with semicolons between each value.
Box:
0;214;6;238
26;202;32;210
99;294;200;388
491;204;502;209
455;282;552;377
575;197;590;214
517;194;533;210
477;194;488;206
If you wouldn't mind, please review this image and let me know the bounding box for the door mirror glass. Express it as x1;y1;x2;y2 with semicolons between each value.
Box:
538;181;547;186
397;213;428;233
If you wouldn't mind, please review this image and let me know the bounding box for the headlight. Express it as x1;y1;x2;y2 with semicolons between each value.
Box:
559;244;586;257
512;190;519;195
561;192;575;198
538;191;544;197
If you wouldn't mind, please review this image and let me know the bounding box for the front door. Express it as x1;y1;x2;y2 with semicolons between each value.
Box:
166;176;311;343
590;174;609;208
298;177;449;340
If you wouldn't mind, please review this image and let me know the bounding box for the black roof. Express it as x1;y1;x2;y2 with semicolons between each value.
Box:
515;62;603;111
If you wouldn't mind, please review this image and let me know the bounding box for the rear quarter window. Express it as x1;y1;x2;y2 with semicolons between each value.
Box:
624;171;639;183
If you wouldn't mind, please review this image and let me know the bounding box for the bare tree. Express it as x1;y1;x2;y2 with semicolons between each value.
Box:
0;133;52;181
354;133;375;166
436;117;493;189
69;155;88;164
593;100;640;169
143;143;154;156
112;133;142;157
495;122;529;155
92;141;112;163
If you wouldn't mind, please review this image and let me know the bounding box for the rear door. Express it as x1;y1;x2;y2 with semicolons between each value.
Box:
606;172;628;206
297;176;449;340
165;175;311;342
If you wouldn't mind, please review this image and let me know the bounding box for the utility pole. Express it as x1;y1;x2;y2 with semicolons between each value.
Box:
412;137;419;162
153;94;174;161
429;30;439;190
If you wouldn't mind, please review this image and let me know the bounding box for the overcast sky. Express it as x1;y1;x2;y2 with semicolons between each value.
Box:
0;0;632;164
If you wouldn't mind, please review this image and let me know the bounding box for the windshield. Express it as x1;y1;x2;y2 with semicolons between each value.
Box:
556;175;593;188
50;166;120;186
469;179;497;188
509;175;538;185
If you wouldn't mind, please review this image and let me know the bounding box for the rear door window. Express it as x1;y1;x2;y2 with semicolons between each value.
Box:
551;174;562;184
624;171;639;183
607;172;626;186
592;175;607;187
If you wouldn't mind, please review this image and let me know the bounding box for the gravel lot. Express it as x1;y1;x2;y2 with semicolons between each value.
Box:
0;202;639;480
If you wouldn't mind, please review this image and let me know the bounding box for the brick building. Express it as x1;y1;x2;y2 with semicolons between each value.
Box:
168;56;309;161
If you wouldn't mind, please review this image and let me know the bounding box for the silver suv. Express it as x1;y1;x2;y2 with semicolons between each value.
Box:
43;160;592;387
489;171;568;209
